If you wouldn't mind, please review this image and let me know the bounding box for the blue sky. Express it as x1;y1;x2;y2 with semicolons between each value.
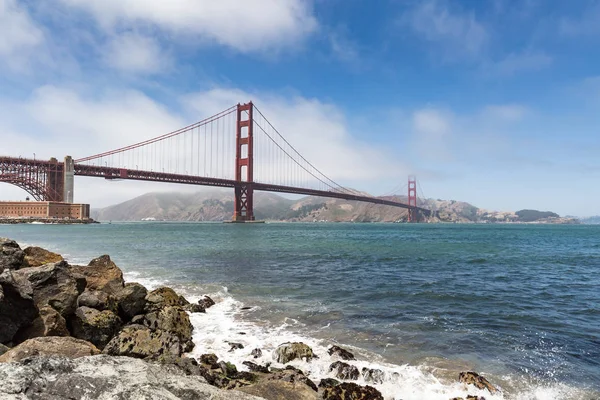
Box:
0;0;599;215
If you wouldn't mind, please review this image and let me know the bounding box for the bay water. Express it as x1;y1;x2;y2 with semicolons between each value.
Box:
2;222;598;399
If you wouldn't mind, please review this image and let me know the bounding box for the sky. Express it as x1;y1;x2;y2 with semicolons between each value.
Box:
0;0;599;216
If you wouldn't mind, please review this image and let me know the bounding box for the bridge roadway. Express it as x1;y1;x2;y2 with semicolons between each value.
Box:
74;164;431;215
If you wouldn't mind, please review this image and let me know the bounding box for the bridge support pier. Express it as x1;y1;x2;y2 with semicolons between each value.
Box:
408;175;417;223
232;102;255;222
63;156;74;203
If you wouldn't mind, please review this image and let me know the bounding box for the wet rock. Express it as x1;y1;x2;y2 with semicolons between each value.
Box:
185;303;206;313
145;286;190;312
450;396;486;400
361;367;385;384
329;361;360;380
23;246;63;268
0;270;38;343
269;367;318;392
14;305;69;343
10;261;85;317
243;360;270;373
273;342;315;364
0;336;99;362
251;348;263;358
321;382;384;400
68;306;122;350
0;343;9;356
219;360;238;378
229;342;244;352
200;353;219;368
198;295;216;309
328;345;356;361
77;289;118;313
71;255;124;295
0;355;265;400
319;378;340;388
459;371;497;394
238;379;319;400
103;324;182;359
0;238;24;273
114;282;147;321
137;305;194;352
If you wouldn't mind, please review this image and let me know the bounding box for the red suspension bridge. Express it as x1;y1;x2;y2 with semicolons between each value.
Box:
0;102;430;222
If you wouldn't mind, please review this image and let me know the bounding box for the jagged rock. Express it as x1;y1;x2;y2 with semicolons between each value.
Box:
145;286;190;312
198;295;216;309
10;261;85;317
23;246;63;268
459;371;497;394
251;348;263;358
243;361;270;373
200;353;219;368
0;270;38;343
0;355;265;400
68;306;122;350
361;367;385;384
239;379;320;400
137;305;194;352
0;238;24;273
321;382;384;400
273;342;314;364
71;255;124;295
229;342;244;352
319;378;340;388
329;361;359;380
219;360;238;378
103;324;182;359
77;289;118;313
0;336;99;362
328;345;356;361
114;282;147;321
268;367;318;392
185;303;206;313
0;343;9;356
14;305;69;343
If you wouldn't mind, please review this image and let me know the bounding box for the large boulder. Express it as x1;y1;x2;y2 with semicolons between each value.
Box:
459;371;498;394
0;336;99;362
328;345;356;361
329;361;359;380
361;367;385;384
10;261;86;317
71;255;124;295
14;305;69;343
0;270;38;344
272;342;314;364
0;355;265;400
145;286;189;311
0;238;24;274
0;344;8;356
103;324;183;359
134;306;194;352
77;289;118;313
23;246;63;268
68;306;122;350
115;282;147;321
321;382;384;400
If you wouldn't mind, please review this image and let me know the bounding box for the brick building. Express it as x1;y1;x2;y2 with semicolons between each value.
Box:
0;201;90;220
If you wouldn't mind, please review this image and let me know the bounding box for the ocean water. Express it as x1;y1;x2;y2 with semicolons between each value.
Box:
1;222;599;399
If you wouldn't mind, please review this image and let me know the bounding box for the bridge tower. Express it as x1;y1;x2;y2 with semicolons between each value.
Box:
232;102;255;222
408;175;417;223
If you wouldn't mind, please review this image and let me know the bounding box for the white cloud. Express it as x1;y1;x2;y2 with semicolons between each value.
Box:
104;33;169;74
488;51;552;75
0;0;44;68
402;0;487;59
58;0;318;53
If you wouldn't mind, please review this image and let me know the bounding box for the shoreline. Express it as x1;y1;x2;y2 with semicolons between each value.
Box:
0;217;98;224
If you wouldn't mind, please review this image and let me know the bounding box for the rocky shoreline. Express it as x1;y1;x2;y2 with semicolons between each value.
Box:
0;218;98;224
0;238;498;400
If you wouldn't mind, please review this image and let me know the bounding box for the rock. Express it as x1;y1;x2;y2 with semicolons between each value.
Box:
319;378;340;388
459;371;497;394
68;306;122;349
238;379;319;400
321;382;384;400
198;295;216;309
77;289;118;313
273;342;314;364
0;270;38;343
0;343;9;356
0;336;99;362
22;246;63;268
103;324;183;359
219;360;238;378
71;255;124;295
114;282;147;321
0;355;265;400
185;303;206;313
229;342;244;352
243;361;270;373
14;305;69;343
450;396;486;400
251;348;263;358
329;361;360;380
267;367;318;392
145;286;189;311
137;305;194;352
10;261;85;317
361;367;385;384
200;353;219;368
328;345;356;361
0;238;24;273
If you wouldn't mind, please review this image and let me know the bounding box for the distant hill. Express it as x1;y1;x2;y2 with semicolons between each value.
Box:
91;189;577;224
515;209;560;222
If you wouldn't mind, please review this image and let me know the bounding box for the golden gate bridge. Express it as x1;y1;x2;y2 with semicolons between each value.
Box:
0;102;430;222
